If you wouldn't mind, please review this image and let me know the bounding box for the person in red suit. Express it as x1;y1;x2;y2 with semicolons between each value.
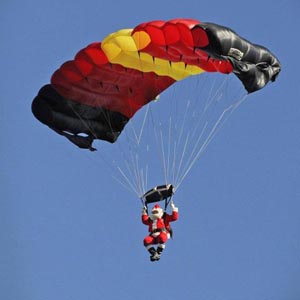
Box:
142;202;178;261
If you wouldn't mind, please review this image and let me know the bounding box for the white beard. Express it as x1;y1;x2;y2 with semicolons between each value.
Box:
150;208;163;220
150;214;158;220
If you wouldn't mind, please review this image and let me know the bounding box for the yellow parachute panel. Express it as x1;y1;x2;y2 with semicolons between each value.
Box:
101;28;205;81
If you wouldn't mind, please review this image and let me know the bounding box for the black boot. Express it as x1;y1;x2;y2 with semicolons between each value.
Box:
148;247;157;262
155;246;164;261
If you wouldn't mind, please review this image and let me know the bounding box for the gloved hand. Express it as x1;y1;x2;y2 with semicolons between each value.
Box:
170;201;177;211
142;206;147;214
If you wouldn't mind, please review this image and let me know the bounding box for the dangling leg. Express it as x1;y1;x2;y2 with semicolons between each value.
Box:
153;243;166;261
156;243;165;259
155;232;168;260
147;246;158;262
144;236;157;261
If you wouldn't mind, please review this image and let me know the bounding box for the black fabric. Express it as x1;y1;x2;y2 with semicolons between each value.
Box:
194;22;281;93
143;184;174;204
32;84;129;149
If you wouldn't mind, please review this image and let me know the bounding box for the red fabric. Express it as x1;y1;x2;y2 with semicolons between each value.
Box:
144;232;168;246
142;211;178;232
51;19;233;119
132;19;233;73
142;211;178;246
51;43;175;118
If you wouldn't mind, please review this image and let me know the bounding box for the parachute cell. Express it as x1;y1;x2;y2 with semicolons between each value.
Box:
32;19;281;150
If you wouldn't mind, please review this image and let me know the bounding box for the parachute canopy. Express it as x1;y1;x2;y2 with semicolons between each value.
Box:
32;19;281;150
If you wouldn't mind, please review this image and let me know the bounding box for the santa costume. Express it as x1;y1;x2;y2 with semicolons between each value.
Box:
142;202;178;261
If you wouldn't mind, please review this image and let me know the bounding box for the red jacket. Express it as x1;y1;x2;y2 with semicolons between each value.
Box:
142;210;178;233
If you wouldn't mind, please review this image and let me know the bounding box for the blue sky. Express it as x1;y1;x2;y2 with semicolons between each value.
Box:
1;1;300;300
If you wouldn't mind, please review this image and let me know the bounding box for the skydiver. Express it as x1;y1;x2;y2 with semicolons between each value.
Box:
142;202;178;262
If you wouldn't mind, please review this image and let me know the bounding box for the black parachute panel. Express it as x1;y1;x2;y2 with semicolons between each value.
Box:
32;85;129;150
196;22;281;93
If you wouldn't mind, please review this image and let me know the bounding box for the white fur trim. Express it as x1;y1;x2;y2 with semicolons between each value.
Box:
151;232;160;237
172;207;178;212
152;219;158;229
158;243;166;249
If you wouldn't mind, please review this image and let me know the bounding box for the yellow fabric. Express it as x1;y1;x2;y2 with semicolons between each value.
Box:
132;31;151;50
101;29;205;81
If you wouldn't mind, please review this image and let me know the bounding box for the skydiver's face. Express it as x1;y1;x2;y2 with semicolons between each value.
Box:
150;206;163;220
